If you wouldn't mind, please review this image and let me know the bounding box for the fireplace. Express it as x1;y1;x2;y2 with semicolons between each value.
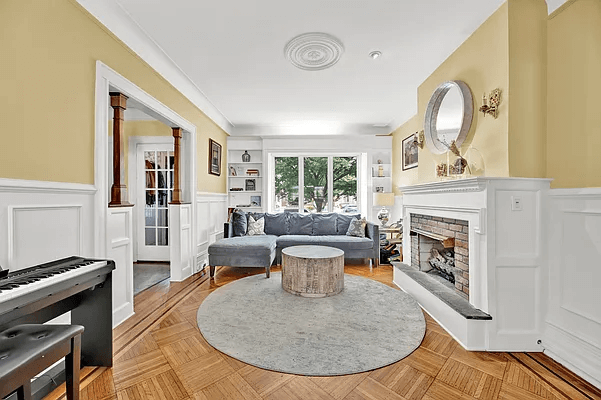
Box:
410;214;469;299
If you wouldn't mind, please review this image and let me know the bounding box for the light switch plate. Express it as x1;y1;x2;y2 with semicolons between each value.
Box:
511;196;523;211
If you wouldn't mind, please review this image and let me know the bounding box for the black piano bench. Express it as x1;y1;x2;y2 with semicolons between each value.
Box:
0;324;84;400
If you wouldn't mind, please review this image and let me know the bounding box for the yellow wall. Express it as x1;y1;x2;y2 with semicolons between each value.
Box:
547;0;601;188
507;0;547;178
391;115;420;195
393;2;510;185
0;0;227;193
109;120;173;186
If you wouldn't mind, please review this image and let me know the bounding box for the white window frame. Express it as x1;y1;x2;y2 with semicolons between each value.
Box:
268;152;362;214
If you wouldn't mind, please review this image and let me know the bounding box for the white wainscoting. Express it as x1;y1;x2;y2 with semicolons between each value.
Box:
107;207;135;326
169;204;193;281
0;178;97;326
544;188;601;388
196;192;227;274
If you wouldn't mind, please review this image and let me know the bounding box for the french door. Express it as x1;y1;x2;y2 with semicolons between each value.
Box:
137;144;174;261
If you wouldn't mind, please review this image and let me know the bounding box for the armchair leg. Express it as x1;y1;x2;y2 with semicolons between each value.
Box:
265;265;270;278
210;266;216;277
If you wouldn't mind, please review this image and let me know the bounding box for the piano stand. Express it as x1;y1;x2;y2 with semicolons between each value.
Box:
0;257;115;399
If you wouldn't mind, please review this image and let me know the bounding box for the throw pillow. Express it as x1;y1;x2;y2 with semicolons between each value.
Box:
346;217;367;238
231;208;247;237
247;215;265;236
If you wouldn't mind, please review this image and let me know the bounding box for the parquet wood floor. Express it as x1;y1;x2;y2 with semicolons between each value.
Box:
45;264;601;400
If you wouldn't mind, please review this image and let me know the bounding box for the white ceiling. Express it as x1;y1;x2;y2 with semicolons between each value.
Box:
112;0;561;136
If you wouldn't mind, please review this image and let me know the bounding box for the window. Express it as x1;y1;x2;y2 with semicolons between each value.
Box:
272;155;358;214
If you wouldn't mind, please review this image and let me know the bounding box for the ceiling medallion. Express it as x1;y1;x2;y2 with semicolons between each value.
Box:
284;32;344;71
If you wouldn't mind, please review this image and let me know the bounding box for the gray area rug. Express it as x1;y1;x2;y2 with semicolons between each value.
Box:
197;272;426;376
133;262;170;295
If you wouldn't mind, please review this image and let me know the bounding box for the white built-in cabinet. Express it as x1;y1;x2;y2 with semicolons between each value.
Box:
227;139;265;213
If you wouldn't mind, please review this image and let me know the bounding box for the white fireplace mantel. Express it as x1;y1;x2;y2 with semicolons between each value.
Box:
394;177;552;351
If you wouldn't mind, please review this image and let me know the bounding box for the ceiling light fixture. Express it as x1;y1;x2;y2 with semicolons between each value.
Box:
369;51;382;59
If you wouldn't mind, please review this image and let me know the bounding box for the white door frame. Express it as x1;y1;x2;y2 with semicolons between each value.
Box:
94;61;197;278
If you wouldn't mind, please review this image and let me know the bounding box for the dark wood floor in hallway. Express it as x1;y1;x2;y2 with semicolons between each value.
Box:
45;264;601;400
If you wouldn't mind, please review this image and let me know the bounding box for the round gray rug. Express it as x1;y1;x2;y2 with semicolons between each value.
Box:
197;272;426;376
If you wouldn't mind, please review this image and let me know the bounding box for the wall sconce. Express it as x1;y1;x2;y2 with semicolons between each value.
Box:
479;88;502;118
413;130;425;149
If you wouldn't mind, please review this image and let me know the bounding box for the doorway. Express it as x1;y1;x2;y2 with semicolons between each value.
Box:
137;143;174;261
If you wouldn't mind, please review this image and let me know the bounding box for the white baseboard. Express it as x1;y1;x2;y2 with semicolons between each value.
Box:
113;303;135;328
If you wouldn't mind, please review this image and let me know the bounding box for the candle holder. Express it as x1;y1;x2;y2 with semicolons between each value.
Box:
479;88;502;119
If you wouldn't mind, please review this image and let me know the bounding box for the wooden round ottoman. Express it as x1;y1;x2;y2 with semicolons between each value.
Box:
281;245;344;297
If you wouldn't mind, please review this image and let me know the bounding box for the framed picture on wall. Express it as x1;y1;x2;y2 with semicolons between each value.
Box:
402;135;419;170
209;139;222;176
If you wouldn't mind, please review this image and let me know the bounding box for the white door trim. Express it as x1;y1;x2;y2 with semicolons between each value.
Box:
94;60;197;274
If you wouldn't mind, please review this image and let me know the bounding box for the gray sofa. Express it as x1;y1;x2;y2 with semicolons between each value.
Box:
208;211;379;278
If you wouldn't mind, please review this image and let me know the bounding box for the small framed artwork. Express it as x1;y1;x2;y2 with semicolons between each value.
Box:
402;135;419;170
209;139;222;176
250;195;261;207
245;179;256;191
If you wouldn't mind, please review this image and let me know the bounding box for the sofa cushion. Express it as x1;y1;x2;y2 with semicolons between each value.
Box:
276;235;373;251
264;213;289;236
336;214;361;235
288;213;313;235
312;213;337;235
209;235;277;257
231;208;248;237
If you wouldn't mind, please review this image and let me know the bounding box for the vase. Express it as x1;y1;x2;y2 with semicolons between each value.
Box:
242;151;251;162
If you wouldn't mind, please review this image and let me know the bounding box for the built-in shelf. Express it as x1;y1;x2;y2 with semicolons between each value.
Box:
229;176;262;179
229;190;262;194
228;140;265;212
229;162;263;165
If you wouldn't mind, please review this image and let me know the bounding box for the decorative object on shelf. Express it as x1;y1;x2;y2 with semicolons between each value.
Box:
236;166;244;176
375;186;384;193
413;130;425;149
377;164;385;177
245;179;256;191
424;80;473;155
250;195;262;207
442;140;471;175
229;187;244;191
479;88;502;118
373;192;395;226
229;166;237;176
209;139;222;176
246;168;260;176
284;32;344;71
436;163;448;177
402;134;419;170
377;159;383;164
242;150;251;162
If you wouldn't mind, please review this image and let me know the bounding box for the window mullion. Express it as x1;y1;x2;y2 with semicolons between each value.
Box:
327;156;333;213
298;156;304;213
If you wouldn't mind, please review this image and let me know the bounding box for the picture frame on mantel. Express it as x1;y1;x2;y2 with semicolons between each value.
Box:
209;138;222;176
402;134;418;170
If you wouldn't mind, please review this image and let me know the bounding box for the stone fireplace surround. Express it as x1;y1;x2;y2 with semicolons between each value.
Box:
394;177;551;351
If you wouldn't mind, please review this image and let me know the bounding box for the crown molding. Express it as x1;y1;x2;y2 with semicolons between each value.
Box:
75;0;234;134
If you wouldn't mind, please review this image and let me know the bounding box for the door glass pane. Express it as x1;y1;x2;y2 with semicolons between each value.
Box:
274;157;299;213
145;208;156;227
145;228;156;246
158;190;168;206
169;171;174;189
146;190;157;206
157;228;168;246
157;209;168;227
157;151;169;169
157;171;167;189
333;156;358;214
304;157;328;213
169;152;175;170
145;151;155;169
145;171;156;189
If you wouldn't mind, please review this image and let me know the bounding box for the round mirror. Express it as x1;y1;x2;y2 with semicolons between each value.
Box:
424;80;473;154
